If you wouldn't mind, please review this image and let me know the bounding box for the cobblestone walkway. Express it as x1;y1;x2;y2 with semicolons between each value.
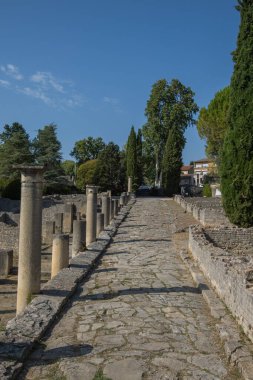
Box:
21;198;241;380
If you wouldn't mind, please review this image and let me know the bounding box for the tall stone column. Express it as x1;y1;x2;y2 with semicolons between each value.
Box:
72;220;86;257
114;199;119;216
102;194;110;227
16;166;44;315
63;203;74;233
111;199;115;220
128;176;132;193
86;185;98;246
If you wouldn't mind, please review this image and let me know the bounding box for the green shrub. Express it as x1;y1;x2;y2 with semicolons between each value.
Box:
1;178;21;200
76;159;99;190
203;184;212;197
43;181;78;195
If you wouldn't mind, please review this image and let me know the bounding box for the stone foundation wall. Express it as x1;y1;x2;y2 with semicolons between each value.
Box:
204;227;253;255
189;225;253;343
174;195;232;227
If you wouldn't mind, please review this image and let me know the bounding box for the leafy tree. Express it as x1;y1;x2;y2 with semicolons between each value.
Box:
126;126;138;190
76;159;99;190
197;86;230;162
71;137;105;163
61;160;75;177
95;142;123;194
136;129;143;186
33;124;63;180
143;79;198;187
162;127;185;196
220;0;253;227
0;122;33;179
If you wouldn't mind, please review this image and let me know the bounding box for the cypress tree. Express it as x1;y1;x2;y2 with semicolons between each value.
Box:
126;126;138;190
136;129;143;187
220;0;253;227
162;128;185;196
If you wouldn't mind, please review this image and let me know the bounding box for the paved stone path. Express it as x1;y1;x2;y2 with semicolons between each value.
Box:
21;198;241;380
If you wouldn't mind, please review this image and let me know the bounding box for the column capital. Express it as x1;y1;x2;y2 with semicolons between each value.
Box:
86;185;98;194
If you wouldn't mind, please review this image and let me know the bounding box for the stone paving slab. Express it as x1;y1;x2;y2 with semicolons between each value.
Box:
19;198;243;380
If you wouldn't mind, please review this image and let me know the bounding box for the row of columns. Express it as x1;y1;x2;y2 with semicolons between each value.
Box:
16;167;132;315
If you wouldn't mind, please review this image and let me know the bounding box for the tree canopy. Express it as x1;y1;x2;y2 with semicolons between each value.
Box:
94;142;124;194
197;86;230;162
0;122;33;179
220;0;253;227
143;78;198;187
71;137;105;163
33;123;63;180
76;159;99;190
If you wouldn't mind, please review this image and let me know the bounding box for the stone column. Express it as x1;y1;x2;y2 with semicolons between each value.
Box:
97;212;104;236
114;199;119;216
51;234;69;278
86;185;98;246
128;176;132;193
72;220;86;257
43;221;55;245
63;203;74;233
16;166;44;315
119;194;125;209
111;199;115;220
102;194;110;227
55;212;63;233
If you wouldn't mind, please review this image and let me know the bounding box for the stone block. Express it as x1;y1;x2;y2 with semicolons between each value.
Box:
0;249;13;277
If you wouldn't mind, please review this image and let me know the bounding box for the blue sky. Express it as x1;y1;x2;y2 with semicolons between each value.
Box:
0;0;239;164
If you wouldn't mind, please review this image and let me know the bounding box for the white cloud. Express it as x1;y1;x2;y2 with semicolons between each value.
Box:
19;87;53;106
30;71;64;93
0;79;10;87
0;63;84;109
103;96;119;105
1;64;23;80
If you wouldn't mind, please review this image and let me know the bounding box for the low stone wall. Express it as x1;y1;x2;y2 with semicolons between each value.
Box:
174;195;232;227
189;225;253;343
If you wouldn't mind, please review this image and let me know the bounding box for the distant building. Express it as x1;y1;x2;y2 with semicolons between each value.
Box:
180;165;194;187
193;158;216;186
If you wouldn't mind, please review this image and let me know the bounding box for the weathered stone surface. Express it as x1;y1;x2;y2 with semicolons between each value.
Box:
0;198;134;379
19;198;242;380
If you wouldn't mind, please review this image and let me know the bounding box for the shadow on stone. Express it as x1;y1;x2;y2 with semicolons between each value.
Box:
37;343;93;361
94;268;118;273
81;285;201;301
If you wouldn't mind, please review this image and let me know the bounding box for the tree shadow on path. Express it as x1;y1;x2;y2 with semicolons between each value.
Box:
80;285;206;301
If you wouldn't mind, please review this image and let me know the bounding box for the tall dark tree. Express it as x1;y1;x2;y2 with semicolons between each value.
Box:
162;127;185;196
126;126;138;190
33;124;63;180
95;142;123;194
136;129;143;187
220;0;253;227
71;137;105;164
143;79;198;187
0;122;33;179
